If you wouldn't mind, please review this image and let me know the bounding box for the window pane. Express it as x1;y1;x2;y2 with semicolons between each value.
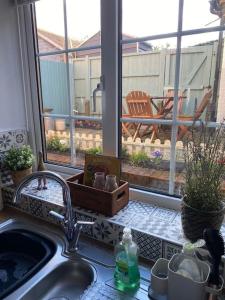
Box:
175;126;225;197
177;32;221;122
66;0;100;45
45;117;71;165
122;37;177;118
121;122;172;193
175;32;225;195
122;0;179;37
183;0;220;30
35;0;65;53
69;53;102;117
39;55;69;115
73;120;103;168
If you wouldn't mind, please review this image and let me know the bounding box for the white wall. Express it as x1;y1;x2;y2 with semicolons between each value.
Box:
0;0;26;131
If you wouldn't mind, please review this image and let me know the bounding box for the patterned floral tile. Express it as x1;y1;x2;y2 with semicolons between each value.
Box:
12;129;27;147
93;219;123;246
116;200;156;216
132;230;162;262
163;241;182;260
110;200;156;229
1;188;14;206
76;212;96;237
151;207;177;222
0;170;13;186
29;198;44;218
0;129;27;153
172;212;182;226
0;132;14;152
15;195;30;213
21;178;64;206
42;201;66;225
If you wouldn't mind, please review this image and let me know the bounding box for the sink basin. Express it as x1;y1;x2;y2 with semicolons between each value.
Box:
21;260;95;300
0;229;56;299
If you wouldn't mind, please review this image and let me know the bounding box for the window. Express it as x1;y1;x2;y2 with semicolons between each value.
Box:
32;0;225;196
35;0;102;168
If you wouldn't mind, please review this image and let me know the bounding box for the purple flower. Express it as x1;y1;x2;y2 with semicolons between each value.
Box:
152;150;162;158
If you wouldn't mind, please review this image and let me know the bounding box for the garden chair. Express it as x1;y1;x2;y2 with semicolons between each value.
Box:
177;88;212;140
122;91;162;141
162;88;186;116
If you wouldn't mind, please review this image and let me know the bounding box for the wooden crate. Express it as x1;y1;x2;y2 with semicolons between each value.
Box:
67;172;129;217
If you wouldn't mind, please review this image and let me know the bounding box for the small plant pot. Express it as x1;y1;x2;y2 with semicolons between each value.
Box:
181;199;225;243
149;258;168;295
11;167;32;186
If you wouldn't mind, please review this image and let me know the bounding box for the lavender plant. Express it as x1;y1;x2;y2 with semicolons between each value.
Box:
183;122;225;211
152;150;163;165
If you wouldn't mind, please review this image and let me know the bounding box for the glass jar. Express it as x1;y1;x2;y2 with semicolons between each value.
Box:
105;175;118;192
93;172;105;190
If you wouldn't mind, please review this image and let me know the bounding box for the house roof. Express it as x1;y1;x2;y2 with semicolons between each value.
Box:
77;30;152;50
37;29;80;50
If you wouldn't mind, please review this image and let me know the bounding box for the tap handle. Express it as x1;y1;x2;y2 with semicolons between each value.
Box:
77;221;95;226
49;210;65;221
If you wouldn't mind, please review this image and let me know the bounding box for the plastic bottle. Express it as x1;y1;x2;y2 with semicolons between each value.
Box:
114;227;140;291
176;241;204;282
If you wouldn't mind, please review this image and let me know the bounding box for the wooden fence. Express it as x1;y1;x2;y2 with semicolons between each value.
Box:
46;130;185;162
40;43;217;116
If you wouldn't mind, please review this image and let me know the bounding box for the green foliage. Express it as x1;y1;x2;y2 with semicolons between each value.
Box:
47;136;69;153
130;151;149;167
86;147;102;155
121;147;130;159
4;145;33;171
183;123;225;211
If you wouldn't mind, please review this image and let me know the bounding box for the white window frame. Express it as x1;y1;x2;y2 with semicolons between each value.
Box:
16;0;225;209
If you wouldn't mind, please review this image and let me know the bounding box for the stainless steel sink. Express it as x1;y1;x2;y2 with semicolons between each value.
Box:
0;219;97;300
0;217;151;300
21;260;95;300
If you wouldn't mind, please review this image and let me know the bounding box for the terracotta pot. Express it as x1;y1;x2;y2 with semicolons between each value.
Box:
11;167;32;186
181;199;225;243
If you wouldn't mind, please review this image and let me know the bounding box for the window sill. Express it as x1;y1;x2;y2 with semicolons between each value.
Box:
46;162;182;211
2;181;185;261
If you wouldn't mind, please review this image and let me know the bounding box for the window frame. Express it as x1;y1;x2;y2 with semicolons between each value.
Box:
18;0;225;204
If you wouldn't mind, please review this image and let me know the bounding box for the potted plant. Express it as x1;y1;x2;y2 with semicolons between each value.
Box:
181;123;225;242
4;145;33;186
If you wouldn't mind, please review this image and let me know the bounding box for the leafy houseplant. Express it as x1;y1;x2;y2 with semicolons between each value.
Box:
182;123;225;242
4;145;33;185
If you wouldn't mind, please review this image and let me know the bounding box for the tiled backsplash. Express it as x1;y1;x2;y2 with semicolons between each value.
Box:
1;130;225;264
1;177;187;262
0;129;27;185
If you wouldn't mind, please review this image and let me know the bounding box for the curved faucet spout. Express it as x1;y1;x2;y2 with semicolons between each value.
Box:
13;170;94;252
14;171;73;224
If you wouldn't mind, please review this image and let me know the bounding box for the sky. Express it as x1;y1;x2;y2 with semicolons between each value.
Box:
35;0;221;48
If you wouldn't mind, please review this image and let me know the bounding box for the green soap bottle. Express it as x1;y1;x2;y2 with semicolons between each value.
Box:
114;227;140;292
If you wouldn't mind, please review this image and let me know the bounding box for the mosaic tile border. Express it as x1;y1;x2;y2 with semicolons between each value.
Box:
2;184;184;262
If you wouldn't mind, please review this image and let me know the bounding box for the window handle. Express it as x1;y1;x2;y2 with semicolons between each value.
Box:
93;75;104;112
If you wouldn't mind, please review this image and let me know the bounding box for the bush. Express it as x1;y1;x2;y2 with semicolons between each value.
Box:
4;145;33;171
47;136;69;153
130;151;149;167
121;147;130;159
86;147;102;155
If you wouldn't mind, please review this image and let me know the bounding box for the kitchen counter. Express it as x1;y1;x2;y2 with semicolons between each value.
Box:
0;207;164;300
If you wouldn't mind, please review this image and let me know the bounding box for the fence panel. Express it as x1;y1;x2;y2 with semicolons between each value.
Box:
41;43;216;117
